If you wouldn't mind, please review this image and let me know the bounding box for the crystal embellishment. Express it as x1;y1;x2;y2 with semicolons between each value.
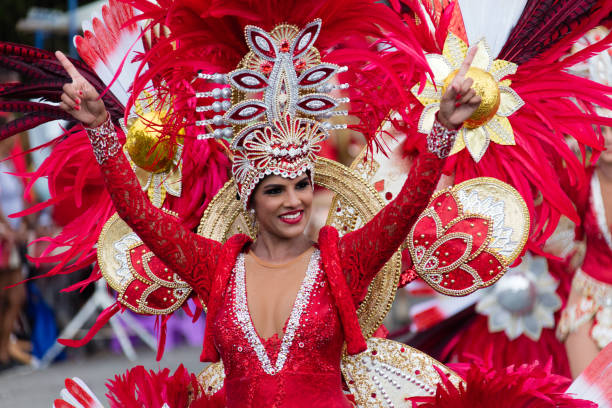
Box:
85;114;122;164
427;119;458;159
233;249;321;375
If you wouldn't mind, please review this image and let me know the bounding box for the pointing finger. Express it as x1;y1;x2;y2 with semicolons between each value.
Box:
55;50;82;81
457;45;478;80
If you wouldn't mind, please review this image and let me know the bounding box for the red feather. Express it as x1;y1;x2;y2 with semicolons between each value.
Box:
398;0;612;250
411;361;596;407
499;0;607;64
105;364;220;408
119;0;430;154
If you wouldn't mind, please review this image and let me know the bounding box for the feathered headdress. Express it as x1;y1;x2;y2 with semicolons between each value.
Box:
0;1;230;354
120;0;430;148
0;0;431;353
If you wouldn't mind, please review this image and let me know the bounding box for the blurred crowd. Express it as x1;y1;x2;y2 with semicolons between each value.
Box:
0;68;93;371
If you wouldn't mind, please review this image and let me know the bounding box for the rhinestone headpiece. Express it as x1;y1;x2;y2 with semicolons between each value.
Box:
196;19;349;208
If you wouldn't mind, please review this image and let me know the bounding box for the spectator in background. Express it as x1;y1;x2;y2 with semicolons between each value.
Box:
558;121;612;377
0;133;30;369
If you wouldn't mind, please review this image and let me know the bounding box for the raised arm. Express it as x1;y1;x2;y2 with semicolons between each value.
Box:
339;47;482;302
56;51;221;299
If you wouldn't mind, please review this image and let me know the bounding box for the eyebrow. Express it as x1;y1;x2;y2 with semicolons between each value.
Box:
262;183;285;189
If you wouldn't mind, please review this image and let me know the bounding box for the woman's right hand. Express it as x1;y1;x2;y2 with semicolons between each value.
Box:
55;51;108;127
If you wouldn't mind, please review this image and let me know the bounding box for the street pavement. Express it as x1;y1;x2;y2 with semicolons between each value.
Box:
0;346;205;407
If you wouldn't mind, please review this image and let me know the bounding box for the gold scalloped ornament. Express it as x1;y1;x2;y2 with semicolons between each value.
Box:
412;33;524;162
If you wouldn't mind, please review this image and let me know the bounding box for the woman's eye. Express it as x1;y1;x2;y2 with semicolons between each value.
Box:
264;188;282;195
296;180;310;189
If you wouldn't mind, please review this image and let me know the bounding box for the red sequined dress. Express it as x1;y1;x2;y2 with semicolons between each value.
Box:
97;125;445;407
558;171;612;349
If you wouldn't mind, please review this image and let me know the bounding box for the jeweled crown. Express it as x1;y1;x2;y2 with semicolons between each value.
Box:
196;19;349;208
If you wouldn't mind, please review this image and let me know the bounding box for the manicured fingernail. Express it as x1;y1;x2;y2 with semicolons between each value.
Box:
455;94;462;100
75;105;80;111
455;102;461;107
76;98;81;104
79;91;83;96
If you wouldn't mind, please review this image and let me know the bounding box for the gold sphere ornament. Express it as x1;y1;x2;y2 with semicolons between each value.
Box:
443;67;500;129
413;34;524;162
125;111;181;173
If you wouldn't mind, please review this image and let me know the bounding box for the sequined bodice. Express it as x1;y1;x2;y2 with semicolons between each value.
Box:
212;250;353;407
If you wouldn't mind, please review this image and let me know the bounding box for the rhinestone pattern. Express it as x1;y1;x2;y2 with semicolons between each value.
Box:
85;114;122;165
426;119;458;159
233;249;321;375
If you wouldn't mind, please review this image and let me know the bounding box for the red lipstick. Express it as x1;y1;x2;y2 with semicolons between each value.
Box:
279;210;303;224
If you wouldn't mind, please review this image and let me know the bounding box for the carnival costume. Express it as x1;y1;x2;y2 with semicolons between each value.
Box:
552;26;612;353
1;0;612;407
425;25;612;377
557;170;612;350
374;0;612;380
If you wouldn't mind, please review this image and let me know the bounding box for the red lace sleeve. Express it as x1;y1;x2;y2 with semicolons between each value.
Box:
338;120;455;304
95;126;221;301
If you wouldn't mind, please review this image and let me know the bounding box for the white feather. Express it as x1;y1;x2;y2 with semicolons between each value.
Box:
457;0;527;58
76;3;151;112
72;35;129;106
72;377;105;408
567;344;612;407
59;388;83;408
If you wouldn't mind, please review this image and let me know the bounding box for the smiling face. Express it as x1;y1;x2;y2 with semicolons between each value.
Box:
250;174;313;240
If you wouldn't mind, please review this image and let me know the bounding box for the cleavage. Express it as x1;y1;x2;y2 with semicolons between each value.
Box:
243;252;310;340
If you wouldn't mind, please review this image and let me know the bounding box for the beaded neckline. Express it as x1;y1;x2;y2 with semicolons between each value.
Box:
233;249;321;375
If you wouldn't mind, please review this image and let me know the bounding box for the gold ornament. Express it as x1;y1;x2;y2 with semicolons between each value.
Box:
443;67;500;129
125;111;181;173
97;211;191;315
412;33;524;162
342;337;463;407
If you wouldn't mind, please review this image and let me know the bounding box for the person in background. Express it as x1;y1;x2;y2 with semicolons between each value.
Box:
558;121;612;377
0;134;30;369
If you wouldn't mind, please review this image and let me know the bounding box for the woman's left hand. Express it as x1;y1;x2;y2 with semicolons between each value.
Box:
437;46;482;130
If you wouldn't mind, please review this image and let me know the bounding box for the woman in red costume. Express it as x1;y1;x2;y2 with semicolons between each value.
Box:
52;18;481;406
558;120;612;378
0;1;607;406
